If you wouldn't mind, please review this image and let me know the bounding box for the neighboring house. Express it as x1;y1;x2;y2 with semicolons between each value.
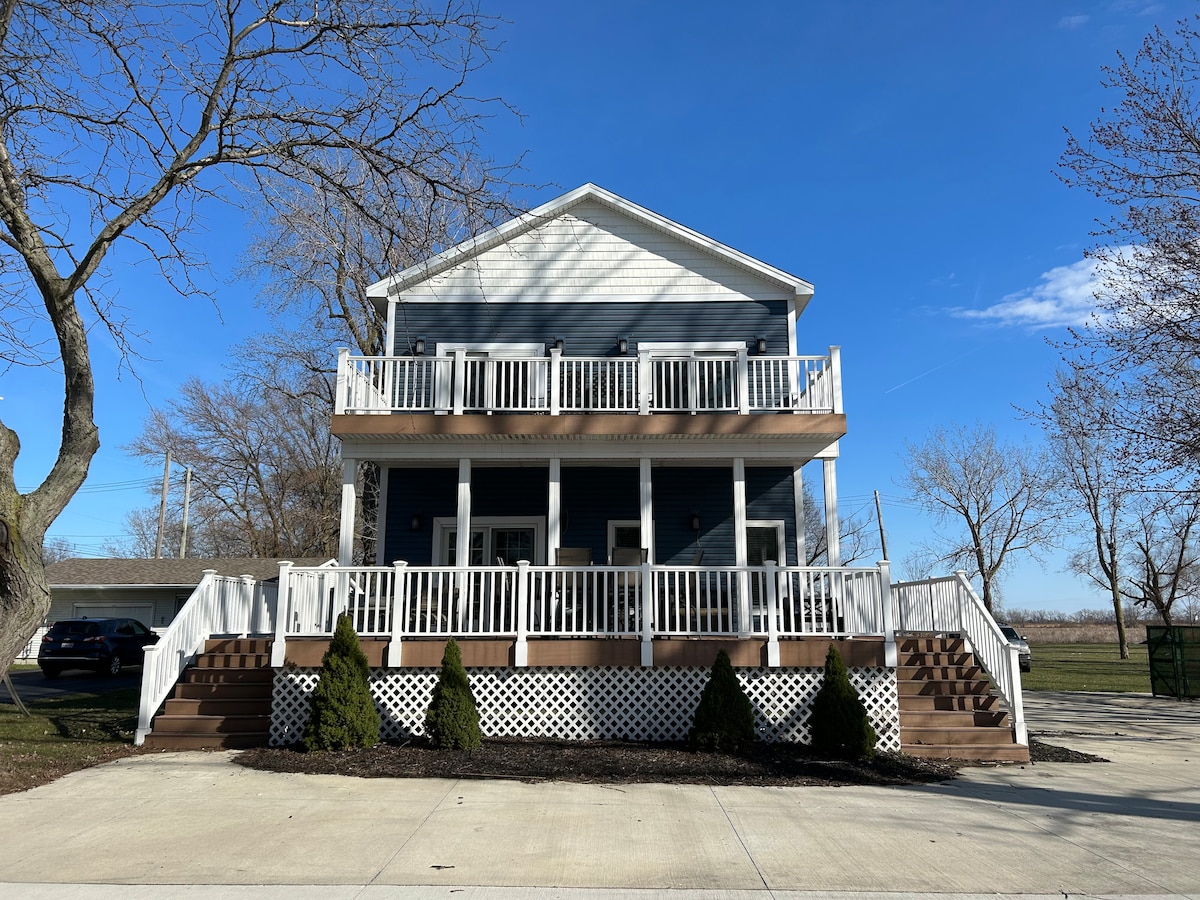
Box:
18;557;327;660
133;185;1029;761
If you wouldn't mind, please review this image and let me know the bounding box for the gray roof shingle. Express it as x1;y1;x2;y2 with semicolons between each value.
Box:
46;557;332;587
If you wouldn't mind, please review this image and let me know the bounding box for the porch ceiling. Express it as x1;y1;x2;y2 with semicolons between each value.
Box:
332;413;847;442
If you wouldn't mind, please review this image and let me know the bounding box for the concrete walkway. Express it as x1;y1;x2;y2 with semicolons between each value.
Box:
1;691;1198;899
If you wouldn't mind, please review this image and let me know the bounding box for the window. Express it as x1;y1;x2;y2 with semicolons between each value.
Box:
639;342;743;412
607;520;641;562
434;516;545;565
436;343;547;413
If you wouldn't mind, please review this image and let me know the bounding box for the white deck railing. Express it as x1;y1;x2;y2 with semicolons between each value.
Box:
134;571;280;745
270;560;888;669
336;348;842;416
890;571;1027;745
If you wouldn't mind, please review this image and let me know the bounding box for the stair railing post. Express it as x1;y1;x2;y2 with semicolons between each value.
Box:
386;561;407;667
270;561;293;667
878;560;897;667
515;560;530;667
1007;643;1028;745
765;560;780;667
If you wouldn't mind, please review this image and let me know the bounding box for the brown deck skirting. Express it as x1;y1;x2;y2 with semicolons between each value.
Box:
332;412;847;440
281;637;883;669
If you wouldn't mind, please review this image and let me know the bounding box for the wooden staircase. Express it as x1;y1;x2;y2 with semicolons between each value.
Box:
896;636;1029;763
141;639;273;751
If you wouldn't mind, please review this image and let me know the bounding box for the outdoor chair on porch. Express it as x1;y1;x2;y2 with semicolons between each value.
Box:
553;547;592;631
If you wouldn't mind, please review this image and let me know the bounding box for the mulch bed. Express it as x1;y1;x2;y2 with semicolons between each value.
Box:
235;735;1103;786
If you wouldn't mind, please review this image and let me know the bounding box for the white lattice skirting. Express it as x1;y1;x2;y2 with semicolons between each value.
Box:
272;666;900;752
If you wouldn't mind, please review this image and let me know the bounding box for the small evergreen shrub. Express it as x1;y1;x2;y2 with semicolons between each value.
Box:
424;638;483;750
809;644;876;760
304;613;380;751
688;649;757;753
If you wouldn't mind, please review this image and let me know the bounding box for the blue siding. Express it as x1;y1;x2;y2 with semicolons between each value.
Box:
652;467;734;566
746;467;798;566
560;466;639;563
382;464;797;567
390;300;791;356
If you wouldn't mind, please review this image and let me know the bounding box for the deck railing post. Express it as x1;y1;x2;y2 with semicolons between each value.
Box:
878;560;897;667
953;569;971;634
829;345;843;414
239;574;255;636
637;349;652;414
549;347;561;415
335;347;349;413
515;560;530;666
737;348;750;414
386;561;407;667
640;560;654;666
452;348;466;415
270;561;293;667
765;560;780;667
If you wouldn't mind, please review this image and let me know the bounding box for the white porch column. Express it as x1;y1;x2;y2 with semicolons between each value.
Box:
548;458;562;562
793;464;806;567
639;457;654;562
823;457;840;568
733;458;750;637
456;458;472;567
338;459;358;566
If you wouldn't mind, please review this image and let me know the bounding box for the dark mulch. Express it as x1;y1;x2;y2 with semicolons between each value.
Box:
236;737;962;786
1029;738;1108;763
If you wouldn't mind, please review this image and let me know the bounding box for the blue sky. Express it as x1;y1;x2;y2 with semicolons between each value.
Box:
3;0;1190;613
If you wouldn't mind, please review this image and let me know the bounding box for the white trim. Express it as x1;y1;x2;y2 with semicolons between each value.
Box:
548;459;561;560
432;516;546;566
745;519;787;567
456;459;472;569
607;520;641;561
386;301;397;357
637;341;745;353
793;465;806;567
367;184;814;300
639;458;654;564
339;439;845;464
786;302;798;357
385;293;793;304
823;458;840;568
733;459;748;568
338;459;357;566
435;341;546;356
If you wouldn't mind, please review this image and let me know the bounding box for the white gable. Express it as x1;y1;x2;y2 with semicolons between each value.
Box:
367;185;813;308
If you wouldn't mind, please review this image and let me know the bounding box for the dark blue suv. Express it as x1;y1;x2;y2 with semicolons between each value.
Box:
38;618;159;678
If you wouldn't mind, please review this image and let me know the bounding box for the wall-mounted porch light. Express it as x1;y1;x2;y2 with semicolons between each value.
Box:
690;512;701;533
755;336;768;354
413;337;427;356
617;336;629;355
552;336;565;352
410;514;422;531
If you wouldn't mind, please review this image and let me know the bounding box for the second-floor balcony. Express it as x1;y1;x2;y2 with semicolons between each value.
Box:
335;347;842;416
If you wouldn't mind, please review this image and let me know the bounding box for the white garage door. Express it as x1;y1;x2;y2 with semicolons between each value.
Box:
72;603;154;625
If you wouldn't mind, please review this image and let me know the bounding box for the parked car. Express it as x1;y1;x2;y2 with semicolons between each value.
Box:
998;623;1032;672
38;617;159;678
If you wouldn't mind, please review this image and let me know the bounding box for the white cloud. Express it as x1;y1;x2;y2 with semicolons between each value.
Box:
950;257;1101;329
1058;14;1090;28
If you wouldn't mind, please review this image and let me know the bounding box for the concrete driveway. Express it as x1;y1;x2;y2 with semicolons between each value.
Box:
0;690;1198;899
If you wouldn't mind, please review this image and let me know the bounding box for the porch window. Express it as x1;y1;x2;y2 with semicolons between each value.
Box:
435;516;545;565
607;520;641;563
436;342;547;413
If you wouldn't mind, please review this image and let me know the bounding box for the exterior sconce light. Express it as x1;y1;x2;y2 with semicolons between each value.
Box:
755;337;768;354
410;514;422;531
413;337;426;356
553;336;565;352
617;336;629;355
690;513;701;533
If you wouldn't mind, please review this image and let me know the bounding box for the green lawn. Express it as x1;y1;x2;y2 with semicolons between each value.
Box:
0;687;141;795
1022;642;1151;693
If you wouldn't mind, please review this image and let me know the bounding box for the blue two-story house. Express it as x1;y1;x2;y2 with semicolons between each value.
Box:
135;185;1029;761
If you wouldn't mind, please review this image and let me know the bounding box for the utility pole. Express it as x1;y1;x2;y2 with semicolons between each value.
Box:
179;466;193;558
874;490;889;561
154;450;171;559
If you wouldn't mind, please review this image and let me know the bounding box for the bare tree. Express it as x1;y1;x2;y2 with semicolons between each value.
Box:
1123;494;1200;626
127;357;342;560
801;481;875;567
902;423;1057;613
1059;16;1200;471
1040;370;1135;658
0;0;516;678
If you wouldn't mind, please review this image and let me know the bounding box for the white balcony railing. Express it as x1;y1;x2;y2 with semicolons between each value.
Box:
335;348;843;416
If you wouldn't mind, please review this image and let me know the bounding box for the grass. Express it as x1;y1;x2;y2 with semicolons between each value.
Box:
0;687;142;795
1022;642;1151;693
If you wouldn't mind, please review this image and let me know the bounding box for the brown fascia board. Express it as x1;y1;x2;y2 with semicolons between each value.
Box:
331;413;847;441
